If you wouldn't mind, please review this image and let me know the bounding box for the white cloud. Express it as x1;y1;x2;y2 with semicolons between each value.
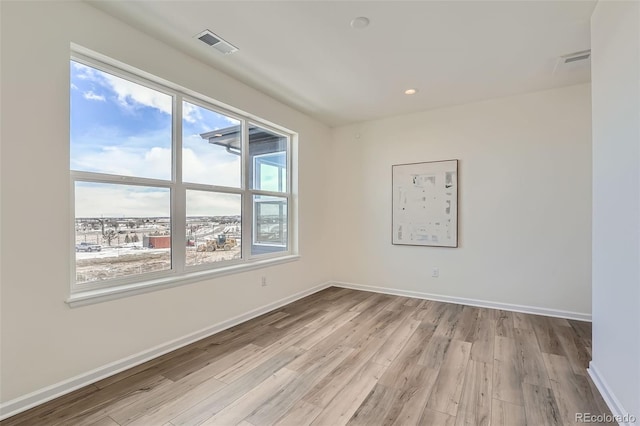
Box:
73;61;242;130
144;147;173;178
78;182;244;217
74;146;243;217
75;183;170;218
182;101;203;124
182;101;240;132
72;145;172;181
181;146;207;177
72;61;100;80
182;135;242;187
186;190;241;216
83;91;105;101
102;73;172;115
221;115;239;125
71;125;173;180
72;137;242;189
73;61;172;115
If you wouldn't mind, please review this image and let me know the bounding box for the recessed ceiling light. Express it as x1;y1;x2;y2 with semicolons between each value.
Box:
404;89;418;95
214;133;223;137
350;16;370;29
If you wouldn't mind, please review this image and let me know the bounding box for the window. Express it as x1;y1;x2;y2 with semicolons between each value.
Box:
248;124;289;255
254;195;288;250
70;55;294;296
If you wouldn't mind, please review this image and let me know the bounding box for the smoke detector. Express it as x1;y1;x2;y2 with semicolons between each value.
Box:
553;49;591;74
194;30;238;55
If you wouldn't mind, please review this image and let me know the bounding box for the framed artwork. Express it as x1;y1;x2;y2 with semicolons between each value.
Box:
392;159;458;247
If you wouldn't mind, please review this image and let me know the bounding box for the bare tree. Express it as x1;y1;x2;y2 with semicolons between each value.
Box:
97;218;119;246
103;229;117;246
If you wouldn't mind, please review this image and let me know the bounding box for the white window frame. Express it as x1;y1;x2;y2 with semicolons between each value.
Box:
68;52;297;306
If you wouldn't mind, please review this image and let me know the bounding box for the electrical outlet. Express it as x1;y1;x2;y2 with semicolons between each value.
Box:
432;267;439;278
261;276;267;286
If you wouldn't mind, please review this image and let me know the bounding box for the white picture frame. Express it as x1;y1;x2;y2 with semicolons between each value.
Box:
392;160;458;247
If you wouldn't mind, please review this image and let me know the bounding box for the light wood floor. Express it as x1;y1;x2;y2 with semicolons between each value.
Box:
2;287;612;426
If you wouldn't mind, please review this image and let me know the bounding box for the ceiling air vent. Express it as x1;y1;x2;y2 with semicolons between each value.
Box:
194;30;238;55
553;49;591;75
562;50;591;63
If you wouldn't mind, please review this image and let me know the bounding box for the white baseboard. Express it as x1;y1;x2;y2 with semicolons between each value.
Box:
588;362;636;426
0;281;332;421
331;281;592;322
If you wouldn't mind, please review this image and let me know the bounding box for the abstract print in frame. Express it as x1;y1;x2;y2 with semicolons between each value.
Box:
392;160;458;247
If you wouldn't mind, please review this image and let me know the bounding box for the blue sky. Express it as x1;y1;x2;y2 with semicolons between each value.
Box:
71;61;242;217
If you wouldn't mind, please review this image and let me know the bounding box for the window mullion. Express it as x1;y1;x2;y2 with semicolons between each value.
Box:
183;183;245;195
250;189;291;198
69;171;172;188
172;95;186;274
70;177;78;291
242;120;251;260
288;135;294;253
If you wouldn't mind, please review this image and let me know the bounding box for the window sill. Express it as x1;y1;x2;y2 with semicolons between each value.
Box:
66;255;300;308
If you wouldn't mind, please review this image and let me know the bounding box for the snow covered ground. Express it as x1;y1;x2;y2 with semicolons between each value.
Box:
75;243;241;283
74;222;242;283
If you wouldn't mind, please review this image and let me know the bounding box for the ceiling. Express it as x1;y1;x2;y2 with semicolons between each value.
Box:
89;1;596;127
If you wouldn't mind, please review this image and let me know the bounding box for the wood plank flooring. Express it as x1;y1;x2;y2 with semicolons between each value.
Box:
1;287;612;426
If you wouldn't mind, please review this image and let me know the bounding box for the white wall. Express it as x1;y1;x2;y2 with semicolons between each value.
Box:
0;1;332;405
590;0;640;421
330;84;592;316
